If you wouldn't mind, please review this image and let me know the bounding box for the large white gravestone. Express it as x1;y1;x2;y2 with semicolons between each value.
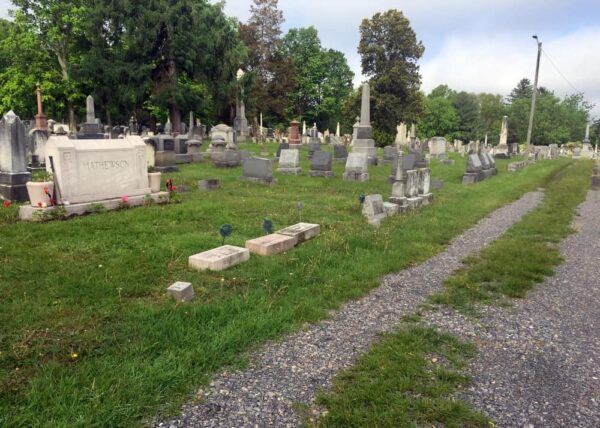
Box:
45;135;150;204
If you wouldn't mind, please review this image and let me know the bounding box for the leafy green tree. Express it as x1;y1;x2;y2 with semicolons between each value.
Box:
507;78;532;103
240;0;294;127
358;9;424;145
419;95;459;140
0;12;65;120
281;27;353;130
478;93;506;145
452;91;480;141
428;84;456;100
11;0;87;129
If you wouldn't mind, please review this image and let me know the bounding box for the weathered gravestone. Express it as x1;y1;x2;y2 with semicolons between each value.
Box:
352;83;377;164
276;223;320;245
245;233;296;256
343;152;369;181
277;149;301;175
0;111;31;201
309;151;333;177
307;142;321;159
275;142;290;160
189;245;250;271
428;137;447;158
333;144;348;162
154;134;179;172
186;139;202;163
382;146;398;164
463;154;484;184
362;194;386;227
240;157;275;185
167;282;195;302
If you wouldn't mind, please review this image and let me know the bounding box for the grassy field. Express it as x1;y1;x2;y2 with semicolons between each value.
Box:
314;160;591;427
0;144;571;427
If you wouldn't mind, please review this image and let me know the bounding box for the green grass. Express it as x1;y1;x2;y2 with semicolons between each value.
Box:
314;324;490;428
0;144;570;427
431;159;593;312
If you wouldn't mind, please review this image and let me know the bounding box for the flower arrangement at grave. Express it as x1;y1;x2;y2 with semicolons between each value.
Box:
26;171;56;208
3;200;11;208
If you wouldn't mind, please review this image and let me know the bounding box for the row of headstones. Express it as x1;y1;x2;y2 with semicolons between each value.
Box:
168;222;321;302
462;152;498;184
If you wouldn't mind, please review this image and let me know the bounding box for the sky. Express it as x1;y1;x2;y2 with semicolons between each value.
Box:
2;0;600;117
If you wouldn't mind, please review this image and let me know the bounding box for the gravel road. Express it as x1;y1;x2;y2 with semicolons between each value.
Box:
157;190;544;428
423;189;600;427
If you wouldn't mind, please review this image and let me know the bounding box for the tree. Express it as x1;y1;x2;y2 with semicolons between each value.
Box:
11;0;87;130
507;78;532;103
358;9;424;145
428;84;455;100
452;91;480;141
122;0;245;132
419;95;459;140
478;93;506;144
239;0;293;127
281;27;353;130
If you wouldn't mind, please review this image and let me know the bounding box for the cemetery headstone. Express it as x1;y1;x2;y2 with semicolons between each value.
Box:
343;152;369;182
240;157;275;185
277;149;301;175
0;111;31;201
362;194;386;227
309;151;333;177
189;245;250;271
352;83;377;164
333;144;348;161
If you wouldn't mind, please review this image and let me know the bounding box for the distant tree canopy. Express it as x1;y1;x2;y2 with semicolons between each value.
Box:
0;4;594;144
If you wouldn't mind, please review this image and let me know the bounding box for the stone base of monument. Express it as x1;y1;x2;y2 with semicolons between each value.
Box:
343;172;369;182
277;167;302;176
212;151;242;168
175;154;191;164
389;196;407;206
239;176;276;185
0;171;31;202
309;170;333;178
482;169;496;179
276;223;320;245
198;179;220;190
19;191;170;221
245;233;297;256
406;196;424;209
462;173;481;184
421;193;434;206
167;282;195;302
189;245;250;271
383;202;400;216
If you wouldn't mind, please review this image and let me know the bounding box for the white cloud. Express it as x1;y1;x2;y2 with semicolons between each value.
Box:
421;28;600;117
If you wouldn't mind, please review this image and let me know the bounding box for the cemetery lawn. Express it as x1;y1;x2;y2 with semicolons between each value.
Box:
431;159;593;312
0;145;571;427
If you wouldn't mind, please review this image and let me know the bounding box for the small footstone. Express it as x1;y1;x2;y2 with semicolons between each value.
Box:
189;245;250;271
167;282;195;302
198;179;220;190
245;234;296;256
276;223;320;245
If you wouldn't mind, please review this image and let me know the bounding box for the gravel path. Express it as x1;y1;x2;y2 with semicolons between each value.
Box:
423;189;600;427
158;191;544;428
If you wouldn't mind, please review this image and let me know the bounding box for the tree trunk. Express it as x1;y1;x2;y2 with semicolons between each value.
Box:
169;103;181;134
56;49;77;132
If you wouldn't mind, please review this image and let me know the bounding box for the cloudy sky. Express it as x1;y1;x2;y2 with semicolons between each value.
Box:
2;0;599;117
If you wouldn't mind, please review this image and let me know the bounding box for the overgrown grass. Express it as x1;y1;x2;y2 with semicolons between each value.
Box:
430;159;593;312
0;145;570;427
314;325;490;428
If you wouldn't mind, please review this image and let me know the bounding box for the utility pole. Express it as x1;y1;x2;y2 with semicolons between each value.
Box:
526;35;542;151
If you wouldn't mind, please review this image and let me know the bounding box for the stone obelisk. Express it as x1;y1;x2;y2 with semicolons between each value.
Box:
494;116;509;159
352;83;377;164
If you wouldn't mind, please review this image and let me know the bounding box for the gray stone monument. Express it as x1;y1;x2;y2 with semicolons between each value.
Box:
277;149;301;175
0;111;32;201
343;152;369;181
79;95;103;139
362;194;387;227
234;99;249;142
352;83;377;164
309;151;333;177
494;116;509;159
333;144;348;162
240;157;275;185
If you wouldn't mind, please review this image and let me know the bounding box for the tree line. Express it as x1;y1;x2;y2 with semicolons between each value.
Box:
0;1;595;146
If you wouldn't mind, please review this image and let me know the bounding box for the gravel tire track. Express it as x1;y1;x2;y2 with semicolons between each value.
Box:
158;191;544;428
423;190;600;427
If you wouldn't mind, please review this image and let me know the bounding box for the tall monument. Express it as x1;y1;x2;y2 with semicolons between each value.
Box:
234;99;249;142
352;83;377;164
0;111;31;201
494;116;509;159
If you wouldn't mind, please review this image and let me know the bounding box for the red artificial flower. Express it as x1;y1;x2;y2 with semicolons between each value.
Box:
43;187;49;195
37;202;42;208
121;196;129;203
2;200;11;208
171;186;177;191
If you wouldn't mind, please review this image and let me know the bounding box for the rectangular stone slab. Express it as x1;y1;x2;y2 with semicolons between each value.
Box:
276;223;320;245
189;245;250;271
245;233;297;256
167;281;195;302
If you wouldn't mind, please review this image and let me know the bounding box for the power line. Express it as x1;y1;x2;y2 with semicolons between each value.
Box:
541;48;582;94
